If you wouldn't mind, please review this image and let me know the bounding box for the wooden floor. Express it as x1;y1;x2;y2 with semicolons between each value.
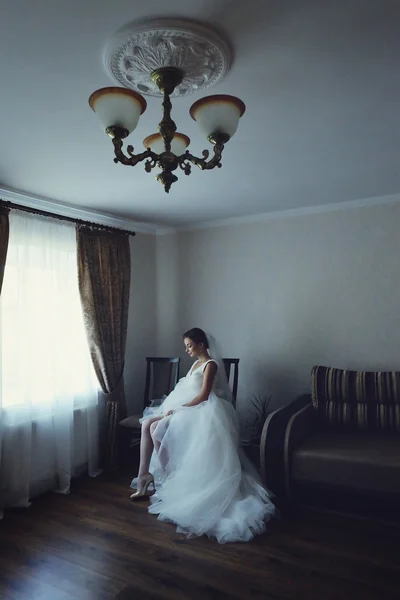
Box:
0;470;399;600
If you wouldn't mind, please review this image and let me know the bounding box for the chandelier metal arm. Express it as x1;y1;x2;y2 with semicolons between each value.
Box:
112;135;226;193
112;137;158;167
180;142;225;172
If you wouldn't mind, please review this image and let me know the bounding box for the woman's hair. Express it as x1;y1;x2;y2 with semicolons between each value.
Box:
183;327;209;348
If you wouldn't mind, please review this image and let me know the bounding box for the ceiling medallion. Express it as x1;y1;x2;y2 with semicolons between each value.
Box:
89;19;245;193
102;18;232;97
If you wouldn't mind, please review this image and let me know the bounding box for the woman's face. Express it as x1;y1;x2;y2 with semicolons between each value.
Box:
184;337;202;359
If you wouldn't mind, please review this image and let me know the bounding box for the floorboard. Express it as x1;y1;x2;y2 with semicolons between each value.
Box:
0;469;399;600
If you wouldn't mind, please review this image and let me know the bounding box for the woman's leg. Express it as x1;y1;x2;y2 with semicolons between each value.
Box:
137;416;163;481
150;420;161;454
150;419;170;473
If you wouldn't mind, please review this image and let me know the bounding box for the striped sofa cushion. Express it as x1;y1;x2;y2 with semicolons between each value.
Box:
311;365;400;433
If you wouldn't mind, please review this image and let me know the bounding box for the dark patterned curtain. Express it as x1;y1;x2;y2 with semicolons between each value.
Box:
0;207;10;295
76;226;131;468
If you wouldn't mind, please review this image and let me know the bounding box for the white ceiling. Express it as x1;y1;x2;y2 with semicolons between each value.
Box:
1;0;399;227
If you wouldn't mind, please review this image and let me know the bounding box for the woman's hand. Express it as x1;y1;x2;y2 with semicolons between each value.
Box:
165;410;174;416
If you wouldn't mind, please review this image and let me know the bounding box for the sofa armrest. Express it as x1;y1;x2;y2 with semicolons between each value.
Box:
284;403;317;498
260;394;311;494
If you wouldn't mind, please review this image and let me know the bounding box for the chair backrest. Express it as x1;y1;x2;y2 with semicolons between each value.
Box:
143;357;180;409
222;358;239;408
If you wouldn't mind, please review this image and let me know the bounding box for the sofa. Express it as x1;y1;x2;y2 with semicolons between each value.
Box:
260;365;400;502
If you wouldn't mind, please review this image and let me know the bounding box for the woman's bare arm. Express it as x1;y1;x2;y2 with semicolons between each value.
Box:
183;362;217;407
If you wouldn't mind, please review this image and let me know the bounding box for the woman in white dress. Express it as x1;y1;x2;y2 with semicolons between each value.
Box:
130;328;275;543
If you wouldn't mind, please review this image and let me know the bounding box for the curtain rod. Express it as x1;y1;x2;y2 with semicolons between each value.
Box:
0;199;136;237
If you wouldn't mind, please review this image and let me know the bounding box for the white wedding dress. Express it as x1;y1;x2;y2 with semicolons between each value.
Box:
130;359;276;543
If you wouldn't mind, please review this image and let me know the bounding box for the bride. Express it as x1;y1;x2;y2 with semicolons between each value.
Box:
130;327;276;543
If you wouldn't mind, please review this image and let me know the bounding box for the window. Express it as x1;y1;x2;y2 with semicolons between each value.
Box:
0;212;97;412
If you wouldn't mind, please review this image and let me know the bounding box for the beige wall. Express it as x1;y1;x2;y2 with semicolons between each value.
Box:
125;233;157;414
156;201;400;420
156;232;180;357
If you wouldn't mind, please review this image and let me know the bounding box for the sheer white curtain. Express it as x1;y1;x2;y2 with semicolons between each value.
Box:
0;211;100;517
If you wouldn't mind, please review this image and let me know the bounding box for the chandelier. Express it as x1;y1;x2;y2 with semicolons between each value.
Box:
88;19;246;193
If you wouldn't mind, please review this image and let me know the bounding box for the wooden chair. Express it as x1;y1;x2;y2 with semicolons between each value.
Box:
143;357;181;410
119;357;180;463
222;358;239;408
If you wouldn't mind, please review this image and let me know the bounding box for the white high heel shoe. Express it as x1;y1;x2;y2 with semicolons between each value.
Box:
130;473;155;500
